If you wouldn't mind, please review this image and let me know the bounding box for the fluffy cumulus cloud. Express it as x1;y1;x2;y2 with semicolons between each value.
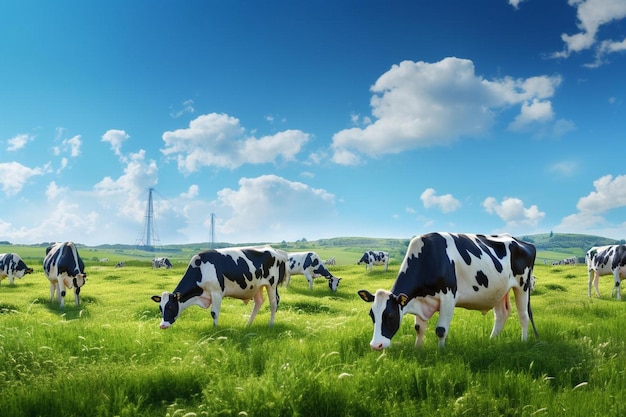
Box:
0;162;47;196
420;188;461;213
557;175;626;236
483;196;545;228
102;129;130;158
215;175;335;242
331;58;567;165
553;0;626;67
161;113;311;174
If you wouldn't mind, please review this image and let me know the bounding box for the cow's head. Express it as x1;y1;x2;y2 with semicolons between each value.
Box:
357;253;370;265
151;292;181;329
327;276;342;292
358;289;409;350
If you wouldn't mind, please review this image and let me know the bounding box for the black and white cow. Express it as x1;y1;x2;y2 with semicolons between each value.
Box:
151;245;288;329
358;233;538;349
152;257;172;269
358;250;389;272
287;251;341;291
43;242;87;308
0;253;34;285
586;245;626;300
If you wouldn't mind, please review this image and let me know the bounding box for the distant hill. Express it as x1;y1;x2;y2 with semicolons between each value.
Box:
2;233;620;265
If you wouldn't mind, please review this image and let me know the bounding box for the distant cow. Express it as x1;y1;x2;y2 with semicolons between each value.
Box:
552;256;577;266
358;233;538;349
0;253;34;285
115;262;126;268
99;258;109;263
358;250;389;272
152;257;172;269
287;251;341;291
586;245;626;300
151;245;288;329
43;242;87;308
325;257;336;266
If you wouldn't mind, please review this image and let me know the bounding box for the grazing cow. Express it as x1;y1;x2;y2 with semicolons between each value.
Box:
0;253;34;285
325;257;336;266
43;242;87;308
287;251;341;291
115;262;126;268
151;245;288;329
586;245;626;300
152;257;172;269
358;250;389;272
358;232;538;349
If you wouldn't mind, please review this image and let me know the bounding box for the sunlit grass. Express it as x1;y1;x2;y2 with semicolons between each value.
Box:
1;261;626;416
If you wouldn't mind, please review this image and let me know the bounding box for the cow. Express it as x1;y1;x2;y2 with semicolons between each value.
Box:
358;250;389;272
115;262;126;268
586;244;626;300
358;232;538;350
325;257;336;266
43;242;87;308
0;253;34;285
286;251;341;291
151;245;288;329
152;257;172;269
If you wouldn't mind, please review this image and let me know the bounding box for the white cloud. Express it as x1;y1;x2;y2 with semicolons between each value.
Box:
215;175;335;242
7;133;34;151
483;196;545;228
554;0;626;66
102;129;130;158
180;184;199;199
0;162;46;196
331;58;565;165
508;0;527;9
169;99;195;118
65;135;82;157
420;188;461;213
161;113;311;173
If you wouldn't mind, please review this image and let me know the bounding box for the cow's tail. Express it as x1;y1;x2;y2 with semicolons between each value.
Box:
527;274;539;340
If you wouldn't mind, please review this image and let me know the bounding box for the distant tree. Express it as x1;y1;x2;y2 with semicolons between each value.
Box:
549;231;554;238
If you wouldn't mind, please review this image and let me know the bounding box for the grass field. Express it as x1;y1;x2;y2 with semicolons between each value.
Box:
1;251;625;416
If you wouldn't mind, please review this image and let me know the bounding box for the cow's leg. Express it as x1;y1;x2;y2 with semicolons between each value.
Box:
49;281;56;303
210;293;224;326
414;315;427;347
613;269;622;300
8;272;14;285
593;271;601;297
512;287;531;341
435;294;455;348
246;288;265;326
266;285;279;327
587;270;594;297
57;280;66;308
74;288;80;306
304;271;314;290
491;292;511;338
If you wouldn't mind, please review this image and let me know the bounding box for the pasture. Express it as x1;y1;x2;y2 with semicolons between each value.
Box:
1;252;625;416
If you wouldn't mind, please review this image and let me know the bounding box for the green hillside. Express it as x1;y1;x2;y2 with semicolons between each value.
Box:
1;233;619;267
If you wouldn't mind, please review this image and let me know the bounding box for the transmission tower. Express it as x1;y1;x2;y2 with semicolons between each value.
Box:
209;213;216;248
136;187;161;251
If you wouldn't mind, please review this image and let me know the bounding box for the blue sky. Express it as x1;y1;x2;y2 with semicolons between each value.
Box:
1;0;626;246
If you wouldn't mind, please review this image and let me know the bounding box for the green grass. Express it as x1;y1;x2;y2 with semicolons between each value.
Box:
1;260;625;416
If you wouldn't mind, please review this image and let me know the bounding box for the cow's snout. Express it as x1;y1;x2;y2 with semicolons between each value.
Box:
370;342;385;351
159;322;171;330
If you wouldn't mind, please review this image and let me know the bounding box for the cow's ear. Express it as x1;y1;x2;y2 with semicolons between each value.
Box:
151;295;161;303
397;293;409;307
357;290;375;302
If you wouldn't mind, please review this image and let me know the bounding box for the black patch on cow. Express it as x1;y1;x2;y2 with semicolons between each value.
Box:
43;242;86;279
379;297;402;340
391;233;457;299
452;234;505;273
173;248;284;303
472;285;479;291
162;293;180;324
507;239;537;278
475;270;489;288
